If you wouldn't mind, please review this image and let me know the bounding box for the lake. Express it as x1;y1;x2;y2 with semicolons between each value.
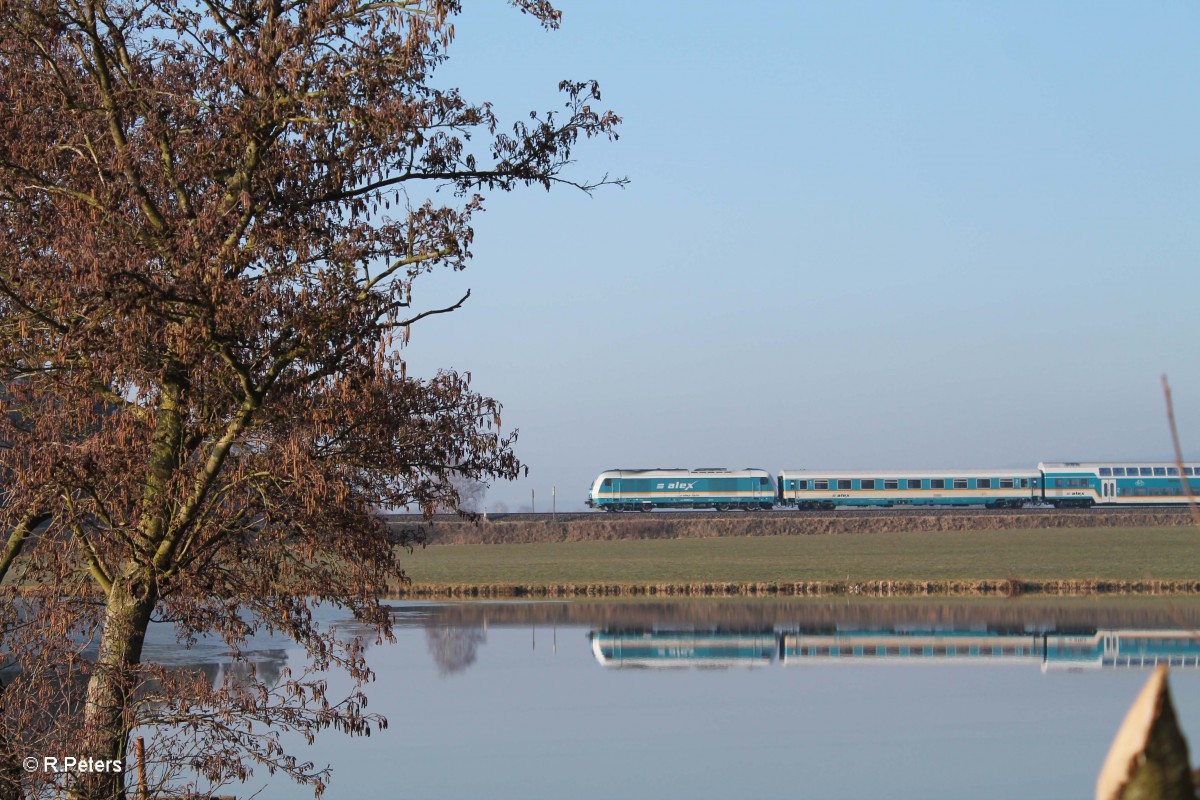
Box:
145;598;1200;800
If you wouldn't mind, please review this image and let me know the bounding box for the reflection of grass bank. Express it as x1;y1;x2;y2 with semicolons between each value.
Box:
395;527;1200;597
397;595;1200;631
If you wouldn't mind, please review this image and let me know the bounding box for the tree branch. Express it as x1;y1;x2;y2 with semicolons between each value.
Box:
64;491;114;594
0;508;50;585
397;290;470;327
356;248;454;301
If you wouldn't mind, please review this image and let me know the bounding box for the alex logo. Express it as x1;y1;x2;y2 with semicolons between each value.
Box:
657;482;696;490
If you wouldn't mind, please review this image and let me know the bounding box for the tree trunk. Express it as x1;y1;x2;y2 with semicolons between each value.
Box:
72;574;157;800
0;679;23;800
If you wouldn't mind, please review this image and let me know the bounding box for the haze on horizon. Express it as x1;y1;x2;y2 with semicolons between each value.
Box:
399;1;1200;512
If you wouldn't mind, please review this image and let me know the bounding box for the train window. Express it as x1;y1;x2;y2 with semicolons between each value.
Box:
760;476;771;485
815;480;829;490
1140;468;1153;476
978;478;992;489
907;479;921;489
1112;467;1125;477
884;479;898;490
1054;479;1064;488
602;479;612;487
836;480;852;490
930;479;945;489
861;479;876;490
953;479;967;489
1166;467;1179;477
1099;467;1112;477
1153;467;1166;477
999;479;1013;488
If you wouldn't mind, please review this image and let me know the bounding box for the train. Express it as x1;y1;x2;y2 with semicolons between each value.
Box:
589;626;1200;671
585;461;1200;511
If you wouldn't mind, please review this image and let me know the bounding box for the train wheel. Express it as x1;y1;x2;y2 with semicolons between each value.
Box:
639;503;653;512
715;503;729;511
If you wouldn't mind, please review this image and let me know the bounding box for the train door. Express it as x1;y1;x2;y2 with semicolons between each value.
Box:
600;479;619;510
1101;479;1116;503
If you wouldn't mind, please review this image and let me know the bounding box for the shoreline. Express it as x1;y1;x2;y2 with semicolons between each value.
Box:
395;578;1200;599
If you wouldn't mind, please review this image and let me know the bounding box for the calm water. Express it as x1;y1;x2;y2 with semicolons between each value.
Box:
145;599;1200;800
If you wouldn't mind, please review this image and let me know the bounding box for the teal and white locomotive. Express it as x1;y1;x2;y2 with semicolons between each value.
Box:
585;467;775;512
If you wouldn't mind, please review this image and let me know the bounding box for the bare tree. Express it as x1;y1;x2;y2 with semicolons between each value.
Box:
0;1;620;798
449;475;488;514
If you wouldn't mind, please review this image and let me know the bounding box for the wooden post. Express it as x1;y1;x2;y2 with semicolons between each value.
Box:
135;736;147;800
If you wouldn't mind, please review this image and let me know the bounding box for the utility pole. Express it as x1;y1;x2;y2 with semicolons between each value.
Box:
531;488;535;514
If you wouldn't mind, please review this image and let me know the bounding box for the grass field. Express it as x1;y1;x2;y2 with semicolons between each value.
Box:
397;526;1200;588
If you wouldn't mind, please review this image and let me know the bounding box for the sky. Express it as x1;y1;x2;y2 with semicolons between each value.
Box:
398;1;1200;512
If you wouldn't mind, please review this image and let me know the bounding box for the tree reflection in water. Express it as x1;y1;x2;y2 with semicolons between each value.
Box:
424;627;487;676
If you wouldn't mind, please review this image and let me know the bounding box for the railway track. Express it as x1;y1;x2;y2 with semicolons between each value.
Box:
385;506;1195;525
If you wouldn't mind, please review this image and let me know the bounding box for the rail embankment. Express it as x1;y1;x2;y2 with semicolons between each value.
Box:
390;508;1194;545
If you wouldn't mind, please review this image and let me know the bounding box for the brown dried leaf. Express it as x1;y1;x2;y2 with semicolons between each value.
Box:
1096;664;1195;800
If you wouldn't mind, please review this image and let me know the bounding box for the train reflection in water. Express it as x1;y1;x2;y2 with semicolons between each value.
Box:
589;629;778;669
589;627;1200;671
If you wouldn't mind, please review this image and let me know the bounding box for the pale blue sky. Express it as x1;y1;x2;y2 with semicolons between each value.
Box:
400;1;1200;511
